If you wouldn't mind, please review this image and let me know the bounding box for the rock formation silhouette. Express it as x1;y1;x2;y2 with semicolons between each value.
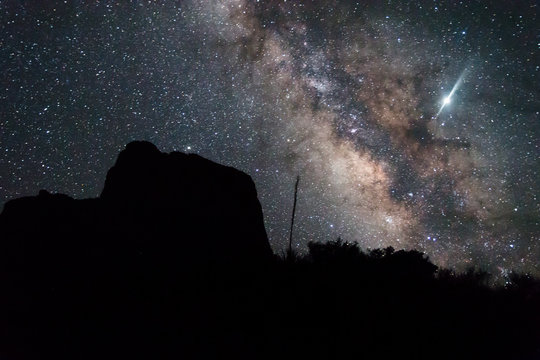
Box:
0;141;272;271
0;141;275;359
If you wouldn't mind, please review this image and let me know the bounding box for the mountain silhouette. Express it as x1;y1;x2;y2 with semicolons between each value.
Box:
0;141;272;269
0;141;275;359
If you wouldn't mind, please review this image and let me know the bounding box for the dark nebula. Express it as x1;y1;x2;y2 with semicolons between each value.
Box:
0;1;538;277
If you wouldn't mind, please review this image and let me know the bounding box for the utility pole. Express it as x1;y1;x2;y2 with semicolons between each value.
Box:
288;176;300;260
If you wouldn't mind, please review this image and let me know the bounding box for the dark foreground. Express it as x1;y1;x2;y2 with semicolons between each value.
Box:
0;141;538;359
1;240;539;360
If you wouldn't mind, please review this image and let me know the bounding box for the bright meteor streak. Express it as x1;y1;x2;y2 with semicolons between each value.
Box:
436;70;466;117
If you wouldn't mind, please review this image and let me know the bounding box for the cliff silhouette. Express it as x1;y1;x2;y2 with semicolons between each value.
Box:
0;141;538;360
1;141;272;267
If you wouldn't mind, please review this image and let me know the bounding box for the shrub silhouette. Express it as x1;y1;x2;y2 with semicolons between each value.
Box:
307;238;365;264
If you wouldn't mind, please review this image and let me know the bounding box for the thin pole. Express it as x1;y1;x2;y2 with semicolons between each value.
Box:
288;176;300;259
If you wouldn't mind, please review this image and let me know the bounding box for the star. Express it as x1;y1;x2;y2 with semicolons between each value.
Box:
443;96;452;105
436;70;466;117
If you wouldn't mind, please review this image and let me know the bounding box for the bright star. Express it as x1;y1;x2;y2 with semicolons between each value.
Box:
436;70;466;117
443;96;451;105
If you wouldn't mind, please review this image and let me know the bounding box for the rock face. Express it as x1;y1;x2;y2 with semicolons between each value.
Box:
0;141;272;271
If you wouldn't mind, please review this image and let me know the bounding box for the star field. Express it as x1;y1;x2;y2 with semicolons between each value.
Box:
0;1;538;277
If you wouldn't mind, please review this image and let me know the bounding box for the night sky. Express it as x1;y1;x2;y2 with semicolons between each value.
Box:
0;1;538;277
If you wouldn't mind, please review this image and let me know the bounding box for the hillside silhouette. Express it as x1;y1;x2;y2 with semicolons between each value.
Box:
0;141;539;360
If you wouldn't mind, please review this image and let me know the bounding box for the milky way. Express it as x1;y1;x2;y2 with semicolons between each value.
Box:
0;1;538;277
